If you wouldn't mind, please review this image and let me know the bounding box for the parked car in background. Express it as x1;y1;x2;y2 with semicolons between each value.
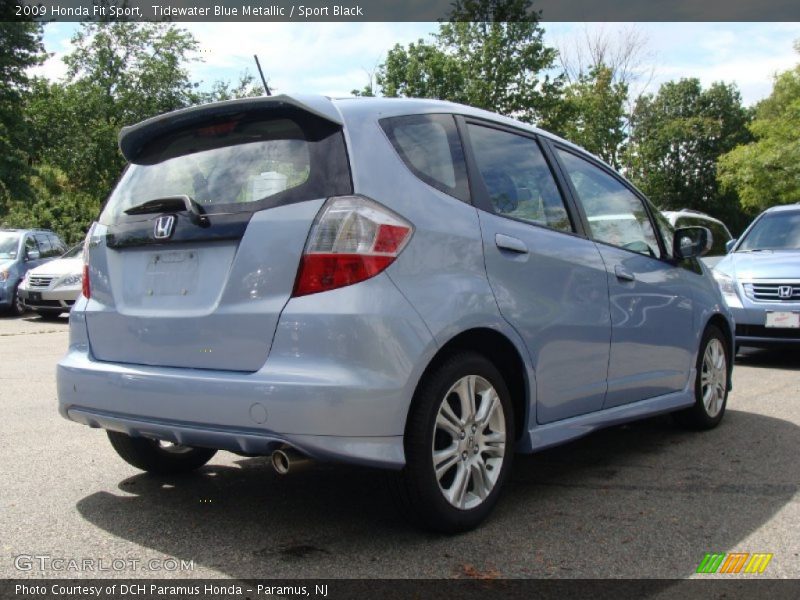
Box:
0;229;67;315
18;244;83;319
713;204;800;350
662;209;733;267
58;95;734;532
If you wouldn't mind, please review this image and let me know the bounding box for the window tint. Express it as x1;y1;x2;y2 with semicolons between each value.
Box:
24;236;38;257
49;234;67;255
467;124;572;233
35;234;55;258
556;149;660;258
101;110;352;226
381;114;469;203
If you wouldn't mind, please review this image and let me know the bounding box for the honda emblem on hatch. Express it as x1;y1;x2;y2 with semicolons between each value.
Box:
778;285;793;299
154;215;176;239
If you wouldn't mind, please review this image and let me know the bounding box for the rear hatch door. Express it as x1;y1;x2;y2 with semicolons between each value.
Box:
84;96;351;371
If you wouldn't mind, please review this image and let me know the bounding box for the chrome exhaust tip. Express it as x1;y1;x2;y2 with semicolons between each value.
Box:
271;447;312;475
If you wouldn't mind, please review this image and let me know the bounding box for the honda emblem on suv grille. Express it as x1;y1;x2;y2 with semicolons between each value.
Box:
154;215;176;239
778;285;793;299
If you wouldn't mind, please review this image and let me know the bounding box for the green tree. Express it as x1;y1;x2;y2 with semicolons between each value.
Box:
624;78;752;231
718;46;800;212
376;0;564;129
0;21;44;212
27;22;200;200
1;164;98;244
203;72;264;102
560;65;628;167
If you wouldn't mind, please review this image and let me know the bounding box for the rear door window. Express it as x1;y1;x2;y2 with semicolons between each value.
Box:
467;123;573;233
380;114;469;203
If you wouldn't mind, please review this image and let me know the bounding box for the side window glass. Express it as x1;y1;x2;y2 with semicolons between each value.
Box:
556;149;661;258
467;124;573;233
50;235;67;255
35;234;52;258
380;114;470;203
25;236;38;258
708;223;729;256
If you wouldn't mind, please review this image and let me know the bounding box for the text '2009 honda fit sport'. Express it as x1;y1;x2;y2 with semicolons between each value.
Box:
57;95;734;532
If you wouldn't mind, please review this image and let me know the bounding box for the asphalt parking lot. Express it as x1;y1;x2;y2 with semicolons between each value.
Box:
2;313;799;580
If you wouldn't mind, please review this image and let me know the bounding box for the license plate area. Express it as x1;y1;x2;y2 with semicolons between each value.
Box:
765;311;800;328
29;291;42;302
143;250;199;297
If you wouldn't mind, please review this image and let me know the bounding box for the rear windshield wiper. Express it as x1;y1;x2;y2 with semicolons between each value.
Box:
124;195;210;228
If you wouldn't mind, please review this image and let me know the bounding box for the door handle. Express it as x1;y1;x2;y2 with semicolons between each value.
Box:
495;234;528;254
615;265;635;282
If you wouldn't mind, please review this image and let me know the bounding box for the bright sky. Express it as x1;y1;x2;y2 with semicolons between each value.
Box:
35;22;800;106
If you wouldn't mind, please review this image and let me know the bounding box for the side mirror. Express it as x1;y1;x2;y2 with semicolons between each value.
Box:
725;238;737;253
25;249;40;261
673;226;712;260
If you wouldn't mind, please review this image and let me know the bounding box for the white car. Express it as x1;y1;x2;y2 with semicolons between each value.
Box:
18;244;83;318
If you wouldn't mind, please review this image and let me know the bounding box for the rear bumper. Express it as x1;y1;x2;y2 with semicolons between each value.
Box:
57;275;437;469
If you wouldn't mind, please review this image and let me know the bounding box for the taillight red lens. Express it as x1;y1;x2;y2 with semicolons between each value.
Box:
292;196;413;297
81;224;94;299
81;264;90;299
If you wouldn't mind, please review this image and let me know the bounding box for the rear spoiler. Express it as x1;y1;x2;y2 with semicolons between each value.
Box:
118;94;343;163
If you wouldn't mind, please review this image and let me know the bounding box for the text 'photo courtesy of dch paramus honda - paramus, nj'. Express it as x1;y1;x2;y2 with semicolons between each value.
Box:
57;94;733;533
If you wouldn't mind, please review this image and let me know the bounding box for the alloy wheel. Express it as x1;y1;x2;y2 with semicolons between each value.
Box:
432;374;506;510
701;338;727;418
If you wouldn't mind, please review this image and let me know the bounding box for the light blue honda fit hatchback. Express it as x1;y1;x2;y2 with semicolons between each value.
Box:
57;95;734;532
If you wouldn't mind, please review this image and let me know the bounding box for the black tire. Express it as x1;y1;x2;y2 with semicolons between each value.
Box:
37;310;63;320
9;284;25;316
675;325;729;430
390;352;514;533
107;431;217;475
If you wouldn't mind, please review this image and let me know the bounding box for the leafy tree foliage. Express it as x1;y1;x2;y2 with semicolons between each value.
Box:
0;21;44;211
559;65;628;167
36;23;200;199
2;164;98;244
377;0;564;129
624;79;752;231
718;48;800;212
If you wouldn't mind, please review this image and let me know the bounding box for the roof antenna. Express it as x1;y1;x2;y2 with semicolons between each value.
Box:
253;54;271;96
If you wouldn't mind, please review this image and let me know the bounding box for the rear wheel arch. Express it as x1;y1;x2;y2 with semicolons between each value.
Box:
408;328;530;443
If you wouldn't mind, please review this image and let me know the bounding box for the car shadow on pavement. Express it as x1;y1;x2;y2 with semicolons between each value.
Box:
76;410;799;578
736;347;800;371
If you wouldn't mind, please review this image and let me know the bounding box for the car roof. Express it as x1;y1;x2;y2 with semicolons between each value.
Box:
764;204;800;214
119;93;601;166
331;95;590;155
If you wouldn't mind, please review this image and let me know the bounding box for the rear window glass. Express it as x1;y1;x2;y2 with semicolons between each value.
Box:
101;110;351;225
380;114;470;203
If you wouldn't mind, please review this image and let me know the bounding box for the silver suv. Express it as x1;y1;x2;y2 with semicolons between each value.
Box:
58;95;733;531
713;204;800;349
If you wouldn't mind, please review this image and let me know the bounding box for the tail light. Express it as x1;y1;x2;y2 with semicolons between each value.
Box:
292;196;413;297
81;224;94;299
